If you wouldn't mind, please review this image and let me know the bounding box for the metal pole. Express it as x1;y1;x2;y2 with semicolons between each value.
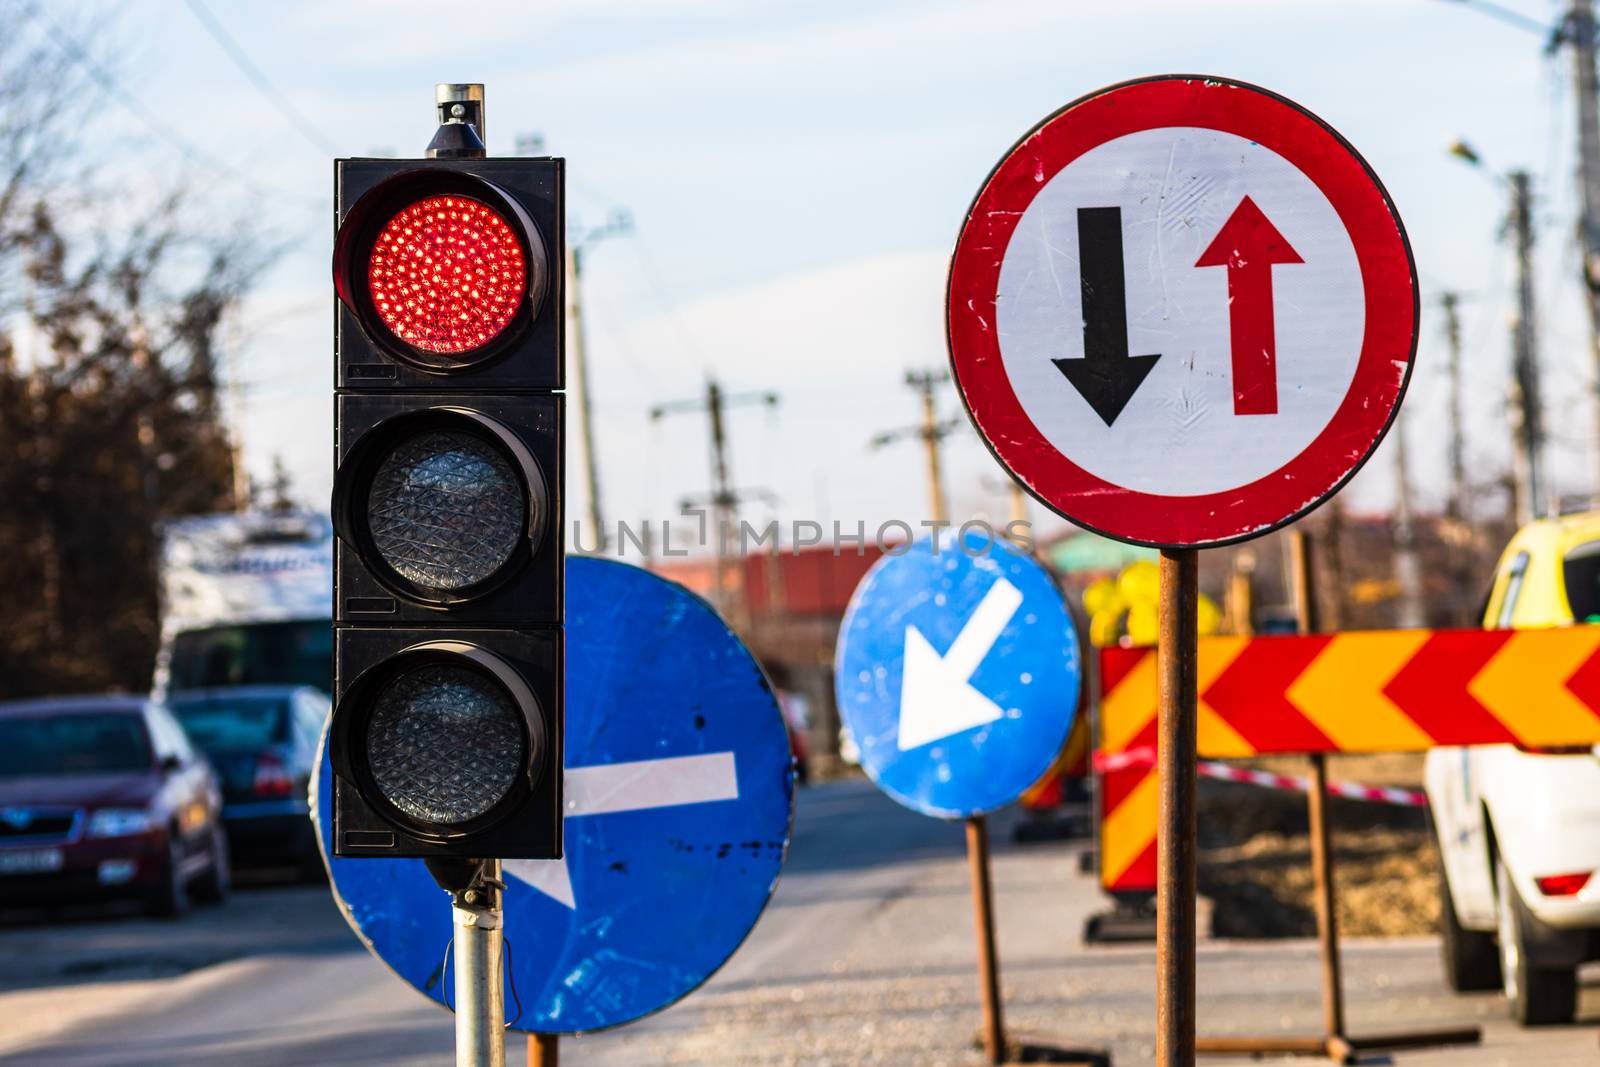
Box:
965;815;1006;1065
567;245;607;552
1197;538;1479;1060
1307;755;1347;1054
528;1034;558;1067
1156;548;1198;1067
435;83;486;144
1289;532;1350;1061
1567;0;1600;493
453;859;506;1067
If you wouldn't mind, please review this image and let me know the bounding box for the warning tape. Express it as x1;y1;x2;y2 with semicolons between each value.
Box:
1092;747;1426;807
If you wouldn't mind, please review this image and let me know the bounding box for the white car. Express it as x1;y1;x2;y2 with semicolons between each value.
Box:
1426;512;1600;1025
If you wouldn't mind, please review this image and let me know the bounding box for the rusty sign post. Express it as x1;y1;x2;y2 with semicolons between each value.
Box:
1155;551;1199;1066
835;536;1086;1065
967;816;1008;1064
527;1034;558;1067
946;76;1417;1067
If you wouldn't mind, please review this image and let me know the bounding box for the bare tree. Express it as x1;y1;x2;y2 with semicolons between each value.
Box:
0;5;273;696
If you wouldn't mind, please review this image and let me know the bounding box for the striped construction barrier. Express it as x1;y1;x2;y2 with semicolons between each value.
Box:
1097;626;1600;895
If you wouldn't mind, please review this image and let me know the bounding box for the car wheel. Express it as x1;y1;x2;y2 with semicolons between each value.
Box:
192;828;230;905
145;834;191;919
1439;855;1500;992
1496;854;1577;1025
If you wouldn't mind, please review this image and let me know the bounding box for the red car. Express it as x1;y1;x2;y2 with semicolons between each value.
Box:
0;695;229;917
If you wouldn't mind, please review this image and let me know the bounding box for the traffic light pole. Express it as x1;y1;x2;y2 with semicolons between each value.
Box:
452;860;508;1067
428;85;510;1067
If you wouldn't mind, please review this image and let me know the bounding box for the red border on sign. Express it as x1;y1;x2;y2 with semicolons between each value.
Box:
946;76;1418;548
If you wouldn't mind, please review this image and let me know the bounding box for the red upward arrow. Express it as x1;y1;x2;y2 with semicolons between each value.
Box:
1195;196;1303;416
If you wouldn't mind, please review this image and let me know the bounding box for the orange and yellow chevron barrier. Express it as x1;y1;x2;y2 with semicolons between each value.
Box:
1097;626;1600;895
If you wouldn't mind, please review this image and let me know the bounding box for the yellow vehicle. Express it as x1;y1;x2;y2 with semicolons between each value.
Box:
1479;512;1600;628
1425;511;1600;1025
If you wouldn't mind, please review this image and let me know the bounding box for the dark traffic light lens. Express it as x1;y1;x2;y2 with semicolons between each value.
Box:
365;663;526;826
367;195;527;354
365;430;526;592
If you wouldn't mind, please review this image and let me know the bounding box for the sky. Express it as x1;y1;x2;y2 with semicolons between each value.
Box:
52;0;1600;548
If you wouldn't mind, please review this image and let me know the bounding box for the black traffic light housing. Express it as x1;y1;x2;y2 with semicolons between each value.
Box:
334;161;564;390
330;154;565;860
332;394;562;623
331;628;561;858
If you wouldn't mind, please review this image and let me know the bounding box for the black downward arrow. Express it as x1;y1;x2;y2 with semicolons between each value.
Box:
1053;206;1161;427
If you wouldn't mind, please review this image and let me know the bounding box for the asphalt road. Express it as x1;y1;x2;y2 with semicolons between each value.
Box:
1;779;1596;1066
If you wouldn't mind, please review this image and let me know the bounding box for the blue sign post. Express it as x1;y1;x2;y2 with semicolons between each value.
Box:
834;531;1080;1063
835;532;1081;818
314;557;794;1036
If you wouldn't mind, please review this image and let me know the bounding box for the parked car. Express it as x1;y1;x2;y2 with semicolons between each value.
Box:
0;695;228;917
1426;511;1600;1025
167;686;328;875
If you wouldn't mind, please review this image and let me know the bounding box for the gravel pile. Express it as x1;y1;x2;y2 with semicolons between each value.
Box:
1196;767;1438;939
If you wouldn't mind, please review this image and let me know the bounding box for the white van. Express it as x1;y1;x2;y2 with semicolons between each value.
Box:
154;512;333;699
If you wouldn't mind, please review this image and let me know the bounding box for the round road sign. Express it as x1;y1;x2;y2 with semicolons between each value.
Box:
947;75;1417;548
313;556;795;1034
834;532;1081;819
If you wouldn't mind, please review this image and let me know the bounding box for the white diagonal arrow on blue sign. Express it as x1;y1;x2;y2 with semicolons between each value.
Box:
896;576;1022;751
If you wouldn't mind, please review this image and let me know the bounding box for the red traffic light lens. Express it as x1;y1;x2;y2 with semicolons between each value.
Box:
367;195;527;355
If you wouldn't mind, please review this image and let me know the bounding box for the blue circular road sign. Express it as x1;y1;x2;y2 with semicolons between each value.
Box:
314;556;795;1034
834;532;1080;818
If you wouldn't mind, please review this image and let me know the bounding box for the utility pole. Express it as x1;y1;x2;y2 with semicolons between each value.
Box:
1391;412;1426;628
650;377;779;618
519;131;632;553
1566;0;1600;493
871;369;963;525
1440;291;1469;522
1509;170;1544;525
565;209;632;553
1448;142;1543;524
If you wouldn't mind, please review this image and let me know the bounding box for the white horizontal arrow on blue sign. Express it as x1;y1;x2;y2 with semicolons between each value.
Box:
504;752;740;909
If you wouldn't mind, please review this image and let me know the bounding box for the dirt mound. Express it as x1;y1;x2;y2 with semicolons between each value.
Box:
1196;773;1438;939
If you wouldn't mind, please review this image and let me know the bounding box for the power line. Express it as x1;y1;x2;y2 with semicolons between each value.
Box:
1436;0;1555;37
29;6;318;211
182;0;341;158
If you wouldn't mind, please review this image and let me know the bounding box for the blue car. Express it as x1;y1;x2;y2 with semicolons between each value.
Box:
167;686;329;876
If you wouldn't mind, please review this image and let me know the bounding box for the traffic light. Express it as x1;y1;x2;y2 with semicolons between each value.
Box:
328;121;564;859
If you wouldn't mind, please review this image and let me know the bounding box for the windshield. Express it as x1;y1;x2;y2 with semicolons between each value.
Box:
1563;540;1600;622
171;698;289;753
169;621;331;693
0;713;152;777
